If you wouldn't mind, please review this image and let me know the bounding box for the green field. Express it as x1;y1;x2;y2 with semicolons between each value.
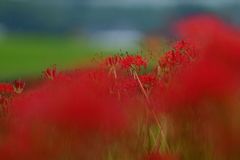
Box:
0;33;109;81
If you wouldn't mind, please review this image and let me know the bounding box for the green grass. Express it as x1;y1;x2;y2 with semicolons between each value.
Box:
0;33;104;81
0;32;144;81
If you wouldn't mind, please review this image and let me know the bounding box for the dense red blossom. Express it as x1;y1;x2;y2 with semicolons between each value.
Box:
157;37;200;77
175;15;240;73
164;15;240;159
167;60;238;107
119;55;147;72
12;70;129;134
0;83;13;94
1;68;131;159
175;15;225;42
168;15;240;107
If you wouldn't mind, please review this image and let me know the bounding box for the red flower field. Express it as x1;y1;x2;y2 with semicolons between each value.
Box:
0;15;240;160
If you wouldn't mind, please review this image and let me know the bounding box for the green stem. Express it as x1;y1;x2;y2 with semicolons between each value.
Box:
133;71;150;103
133;70;170;154
150;129;160;155
152;111;170;153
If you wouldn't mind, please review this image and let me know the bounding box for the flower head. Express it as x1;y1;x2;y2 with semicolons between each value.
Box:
99;55;120;78
100;55;120;68
10;78;25;94
155;37;200;79
119;55;147;72
44;66;57;80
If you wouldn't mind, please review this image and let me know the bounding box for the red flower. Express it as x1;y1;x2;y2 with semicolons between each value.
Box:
100;55;120;68
44;66;57;80
100;55;120;78
156;37;200;79
173;38;198;67
10;78;25;94
0;83;14;94
119;55;147;72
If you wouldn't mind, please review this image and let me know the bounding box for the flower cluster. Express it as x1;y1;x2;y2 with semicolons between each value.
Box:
0;78;25;119
156;37;201;80
0;83;13;94
119;54;147;72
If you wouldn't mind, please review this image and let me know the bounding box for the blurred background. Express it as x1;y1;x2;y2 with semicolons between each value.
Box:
0;0;240;81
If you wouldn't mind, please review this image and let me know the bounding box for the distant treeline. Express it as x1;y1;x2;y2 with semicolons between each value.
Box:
0;1;239;34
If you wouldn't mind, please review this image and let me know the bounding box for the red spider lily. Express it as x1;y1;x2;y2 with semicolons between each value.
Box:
100;55;120;78
100;55;120;68
169;38;188;51
44;66;57;80
158;38;200;74
10;78;25;94
119;55;147;72
0;83;14;94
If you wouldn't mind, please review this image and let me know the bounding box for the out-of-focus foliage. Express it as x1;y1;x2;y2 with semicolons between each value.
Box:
1;0;239;34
